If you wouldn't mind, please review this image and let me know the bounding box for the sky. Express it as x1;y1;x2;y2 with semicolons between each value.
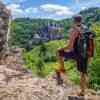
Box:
0;0;100;19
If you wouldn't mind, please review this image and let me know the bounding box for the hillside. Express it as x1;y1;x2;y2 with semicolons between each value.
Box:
80;7;100;24
9;7;100;49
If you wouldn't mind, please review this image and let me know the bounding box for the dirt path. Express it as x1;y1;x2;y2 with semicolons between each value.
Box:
0;64;99;100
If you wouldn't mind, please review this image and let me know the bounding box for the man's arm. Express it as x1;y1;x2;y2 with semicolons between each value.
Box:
63;30;78;51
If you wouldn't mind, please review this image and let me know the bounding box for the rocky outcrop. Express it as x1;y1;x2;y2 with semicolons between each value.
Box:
0;1;10;60
0;65;100;100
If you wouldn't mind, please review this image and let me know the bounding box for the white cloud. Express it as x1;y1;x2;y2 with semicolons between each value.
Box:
7;4;20;10
6;3;75;19
7;4;24;18
25;7;38;18
81;6;87;10
40;4;74;16
1;0;28;3
25;7;38;13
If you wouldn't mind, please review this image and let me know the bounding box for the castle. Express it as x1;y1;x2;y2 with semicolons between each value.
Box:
32;23;64;44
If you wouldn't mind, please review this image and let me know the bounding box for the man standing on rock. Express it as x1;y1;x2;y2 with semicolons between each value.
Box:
55;15;94;96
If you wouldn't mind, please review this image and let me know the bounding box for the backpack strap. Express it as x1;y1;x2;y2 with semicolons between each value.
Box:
72;26;82;39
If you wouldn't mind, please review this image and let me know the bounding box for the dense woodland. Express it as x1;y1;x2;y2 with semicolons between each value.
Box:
9;7;100;90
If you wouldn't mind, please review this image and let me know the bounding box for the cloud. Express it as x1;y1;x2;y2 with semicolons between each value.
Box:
1;0;28;4
40;4;74;16
6;3;75;19
6;3;40;19
0;0;28;5
7;4;20;9
1;0;100;19
6;3;76;19
25;7;39;18
7;4;24;18
81;6;87;10
25;7;38;13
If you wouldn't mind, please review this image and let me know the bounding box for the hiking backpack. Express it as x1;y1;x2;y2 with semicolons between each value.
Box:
77;30;95;58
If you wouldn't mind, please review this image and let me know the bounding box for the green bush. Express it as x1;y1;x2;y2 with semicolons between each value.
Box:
23;39;79;84
88;22;100;90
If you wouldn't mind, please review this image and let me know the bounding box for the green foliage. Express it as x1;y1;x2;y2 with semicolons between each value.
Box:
23;39;65;67
9;18;71;48
80;7;100;26
87;22;100;90
64;61;80;84
23;39;79;83
10;20;35;47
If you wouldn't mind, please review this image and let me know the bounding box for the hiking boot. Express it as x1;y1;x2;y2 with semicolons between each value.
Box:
53;71;64;85
77;92;85;96
76;90;85;96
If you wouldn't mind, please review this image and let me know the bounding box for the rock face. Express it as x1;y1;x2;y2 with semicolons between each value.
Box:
0;1;10;59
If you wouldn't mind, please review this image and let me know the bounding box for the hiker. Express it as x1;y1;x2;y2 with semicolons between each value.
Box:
55;15;95;96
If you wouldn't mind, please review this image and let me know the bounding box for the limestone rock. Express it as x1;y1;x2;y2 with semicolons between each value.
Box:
0;1;10;60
